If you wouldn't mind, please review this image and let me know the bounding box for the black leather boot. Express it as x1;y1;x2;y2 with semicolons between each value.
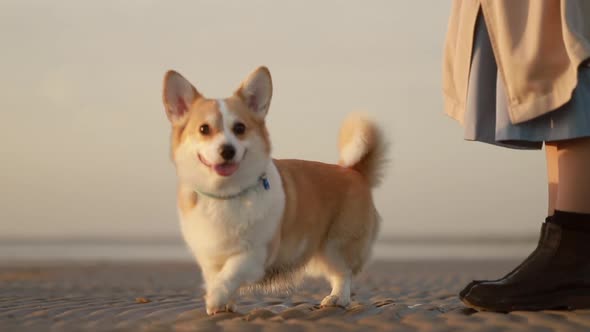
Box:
462;222;590;312
458;219;550;299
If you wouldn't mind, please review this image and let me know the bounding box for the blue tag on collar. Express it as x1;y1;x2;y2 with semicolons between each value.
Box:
261;176;270;190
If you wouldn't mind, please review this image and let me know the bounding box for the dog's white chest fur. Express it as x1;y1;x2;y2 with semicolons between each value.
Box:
179;163;285;264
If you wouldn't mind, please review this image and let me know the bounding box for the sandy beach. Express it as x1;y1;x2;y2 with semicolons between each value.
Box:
3;259;590;331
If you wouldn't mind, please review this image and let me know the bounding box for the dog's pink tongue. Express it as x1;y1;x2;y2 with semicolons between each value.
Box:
213;163;239;177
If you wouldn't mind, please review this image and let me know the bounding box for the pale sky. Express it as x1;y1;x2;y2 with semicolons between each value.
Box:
0;1;547;241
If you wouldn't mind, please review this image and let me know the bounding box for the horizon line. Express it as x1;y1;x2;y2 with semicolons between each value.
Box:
0;234;539;246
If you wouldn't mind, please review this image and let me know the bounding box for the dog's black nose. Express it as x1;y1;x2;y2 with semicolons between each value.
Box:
219;144;236;161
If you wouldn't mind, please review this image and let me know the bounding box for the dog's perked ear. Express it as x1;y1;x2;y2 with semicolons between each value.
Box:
162;70;200;126
234;66;273;120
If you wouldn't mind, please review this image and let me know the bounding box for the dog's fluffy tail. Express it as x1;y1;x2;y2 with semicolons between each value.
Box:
338;113;388;188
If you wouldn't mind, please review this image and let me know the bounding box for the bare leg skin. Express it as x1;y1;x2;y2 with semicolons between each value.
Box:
545;143;559;216
554;138;590;214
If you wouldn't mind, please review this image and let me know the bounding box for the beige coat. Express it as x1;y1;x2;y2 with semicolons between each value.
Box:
443;0;590;125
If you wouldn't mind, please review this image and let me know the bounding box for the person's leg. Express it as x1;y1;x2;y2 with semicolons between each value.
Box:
459;144;557;299
462;137;590;312
545;142;559;216
555;137;590;213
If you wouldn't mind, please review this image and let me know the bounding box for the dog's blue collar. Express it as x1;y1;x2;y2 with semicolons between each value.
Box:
194;174;270;200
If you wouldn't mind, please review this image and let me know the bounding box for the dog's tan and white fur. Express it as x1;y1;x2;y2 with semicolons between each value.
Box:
162;66;387;315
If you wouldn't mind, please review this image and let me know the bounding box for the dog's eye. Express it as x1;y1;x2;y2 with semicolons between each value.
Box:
233;122;246;135
199;124;210;135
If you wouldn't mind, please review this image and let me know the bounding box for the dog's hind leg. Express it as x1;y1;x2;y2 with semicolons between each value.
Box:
321;271;352;307
314;209;378;308
307;242;353;308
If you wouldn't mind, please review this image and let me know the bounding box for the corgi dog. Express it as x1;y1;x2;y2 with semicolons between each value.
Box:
162;66;387;315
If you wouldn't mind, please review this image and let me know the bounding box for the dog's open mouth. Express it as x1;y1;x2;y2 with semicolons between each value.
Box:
198;154;240;177
213;162;239;177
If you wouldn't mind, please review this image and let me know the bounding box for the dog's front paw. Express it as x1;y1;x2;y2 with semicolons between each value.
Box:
206;302;235;315
205;287;234;315
320;295;350;308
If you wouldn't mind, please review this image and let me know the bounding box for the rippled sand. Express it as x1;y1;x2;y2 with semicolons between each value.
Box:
2;260;590;331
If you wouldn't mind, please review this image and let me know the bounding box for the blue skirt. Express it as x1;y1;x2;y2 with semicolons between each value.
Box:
464;13;590;150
